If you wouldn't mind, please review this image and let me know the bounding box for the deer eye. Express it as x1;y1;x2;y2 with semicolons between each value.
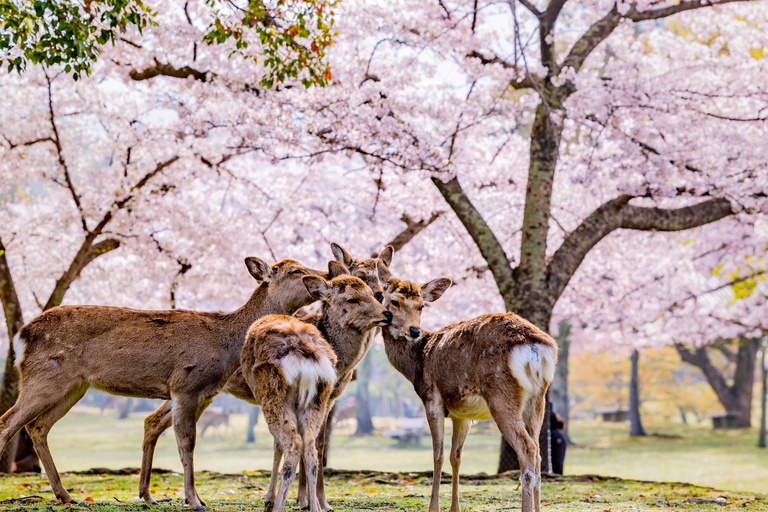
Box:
347;298;360;304
375;292;384;303
291;270;304;275
391;300;400;308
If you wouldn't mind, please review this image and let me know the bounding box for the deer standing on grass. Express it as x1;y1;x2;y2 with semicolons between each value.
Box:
136;245;393;506
376;264;557;512
0;257;325;510
243;261;392;512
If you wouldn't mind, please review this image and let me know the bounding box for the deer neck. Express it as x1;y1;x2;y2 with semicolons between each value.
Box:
227;283;286;340
381;328;426;386
317;307;372;375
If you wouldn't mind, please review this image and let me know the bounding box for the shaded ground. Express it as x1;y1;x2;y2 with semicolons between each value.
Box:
0;469;765;511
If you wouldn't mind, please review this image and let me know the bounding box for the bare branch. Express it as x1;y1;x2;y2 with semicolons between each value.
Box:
45;72;89;233
467;51;535;89
0;237;24;339
130;59;210;82
519;0;542;17
431;176;517;309
382;212;443;253
547;196;735;303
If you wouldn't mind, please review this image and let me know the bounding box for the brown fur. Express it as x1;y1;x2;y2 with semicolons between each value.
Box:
377;265;558;512
0;258;326;510
244;269;389;512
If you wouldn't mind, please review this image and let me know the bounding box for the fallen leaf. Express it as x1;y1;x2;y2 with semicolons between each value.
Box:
84;497;94;502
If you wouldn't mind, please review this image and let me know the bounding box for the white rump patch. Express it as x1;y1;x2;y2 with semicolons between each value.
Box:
280;354;337;409
509;344;556;393
13;332;25;368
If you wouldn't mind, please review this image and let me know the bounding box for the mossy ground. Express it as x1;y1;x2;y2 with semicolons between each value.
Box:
0;469;765;511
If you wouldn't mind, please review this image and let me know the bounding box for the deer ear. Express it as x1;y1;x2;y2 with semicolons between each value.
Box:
302;276;331;301
421;278;452;303
378;245;394;267
245;257;275;282
377;262;393;286
328;260;350;278
330;243;355;267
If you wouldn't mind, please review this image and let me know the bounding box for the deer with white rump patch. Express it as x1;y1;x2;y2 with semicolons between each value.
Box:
0;257;325;510
242;260;392;512
376;264;557;512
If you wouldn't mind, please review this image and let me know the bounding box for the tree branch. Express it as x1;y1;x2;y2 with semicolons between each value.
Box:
431;176;517;309
45;73;89;232
43;238;121;311
675;344;735;409
547;196;734;303
0;237;24;339
383;212;443;253
467;51;535;89
129;60;209;82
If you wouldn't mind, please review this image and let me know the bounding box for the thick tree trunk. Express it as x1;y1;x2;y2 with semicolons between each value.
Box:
354;352;375;435
629;349;646;437
759;340;766;449
676;338;758;428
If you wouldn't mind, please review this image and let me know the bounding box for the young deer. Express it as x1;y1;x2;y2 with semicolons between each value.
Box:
137;245;393;506
295;243;393;510
244;261;391;512
376;265;557;512
1;257;325;510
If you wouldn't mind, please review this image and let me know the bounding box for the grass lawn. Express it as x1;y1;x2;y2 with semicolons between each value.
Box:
0;406;763;510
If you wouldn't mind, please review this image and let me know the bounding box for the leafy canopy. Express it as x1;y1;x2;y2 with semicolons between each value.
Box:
0;0;337;87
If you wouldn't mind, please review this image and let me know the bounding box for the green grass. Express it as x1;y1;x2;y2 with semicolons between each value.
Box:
0;406;763;511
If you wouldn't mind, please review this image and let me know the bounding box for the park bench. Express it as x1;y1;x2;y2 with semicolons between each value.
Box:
383;416;428;445
709;412;741;429
594;407;629;422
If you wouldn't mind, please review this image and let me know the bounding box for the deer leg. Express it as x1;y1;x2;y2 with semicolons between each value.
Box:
191;398;213;507
139;401;173;505
25;383;88;505
489;402;538;512
171;395;205;511
299;404;326;512
525;394;547;512
298;455;308;509
425;398;445;512
314;410;332;511
271;423;302;512
449;418;471;512
265;440;283;512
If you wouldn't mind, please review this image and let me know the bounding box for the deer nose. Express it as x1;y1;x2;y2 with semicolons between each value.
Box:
409;327;421;339
375;292;384;303
383;311;393;322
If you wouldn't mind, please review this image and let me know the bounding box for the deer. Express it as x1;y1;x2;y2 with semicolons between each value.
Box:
137;244;394;507
198;408;231;438
242;261;392;512
375;264;557;512
1;257;326;511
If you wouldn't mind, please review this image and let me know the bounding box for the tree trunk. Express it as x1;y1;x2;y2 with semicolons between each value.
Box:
629;349;646;437
354;352;375;435
550;321;570;425
117;398;133;419
759;339;767;449
0;237;25;472
246;406;260;443
676;338;759;428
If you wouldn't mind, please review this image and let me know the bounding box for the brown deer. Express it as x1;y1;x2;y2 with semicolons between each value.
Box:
244;262;391;512
376;264;557;512
136;245;394;506
198;408;231;438
1;257;326;510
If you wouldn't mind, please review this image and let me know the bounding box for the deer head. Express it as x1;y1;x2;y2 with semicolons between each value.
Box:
376;263;452;340
245;257;328;312
302;261;391;331
330;243;394;302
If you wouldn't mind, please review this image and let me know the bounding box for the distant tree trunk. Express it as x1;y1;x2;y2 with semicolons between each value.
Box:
355;352;374;435
629;349;646;437
676;338;759;428
550;320;570;436
118;398;133;419
246;406;260;443
759;339;767;449
678;407;688;425
322;403;337;467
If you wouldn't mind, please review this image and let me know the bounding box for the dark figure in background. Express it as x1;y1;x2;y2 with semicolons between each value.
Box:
550;411;566;475
13;428;41;473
